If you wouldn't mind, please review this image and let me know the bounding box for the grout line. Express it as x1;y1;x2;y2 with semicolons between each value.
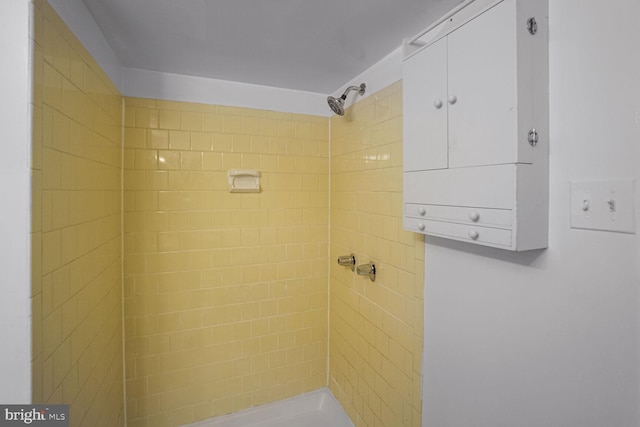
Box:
27;0;36;400
120;96;128;426
325;117;331;389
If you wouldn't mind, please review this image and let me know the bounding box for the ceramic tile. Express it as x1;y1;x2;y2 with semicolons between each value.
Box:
31;2;124;425
124;96;329;425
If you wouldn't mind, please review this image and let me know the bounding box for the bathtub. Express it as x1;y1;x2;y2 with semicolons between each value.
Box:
183;388;353;427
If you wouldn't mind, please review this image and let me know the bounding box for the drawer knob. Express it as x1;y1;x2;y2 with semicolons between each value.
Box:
448;95;457;105
469;212;480;222
417;222;426;231
468;230;479;240
418;207;426;216
434;99;443;109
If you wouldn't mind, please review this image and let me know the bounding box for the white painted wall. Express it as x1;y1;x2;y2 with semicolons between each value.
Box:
47;0;330;116
0;0;32;403
329;47;402;108
122;67;329;117
47;0;408;116
48;0;123;91
422;1;640;426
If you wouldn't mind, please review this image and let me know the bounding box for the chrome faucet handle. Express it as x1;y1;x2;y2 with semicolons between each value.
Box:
356;262;376;282
337;254;356;271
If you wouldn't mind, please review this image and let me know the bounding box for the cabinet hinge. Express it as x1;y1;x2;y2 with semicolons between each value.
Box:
527;17;538;35
528;129;539;147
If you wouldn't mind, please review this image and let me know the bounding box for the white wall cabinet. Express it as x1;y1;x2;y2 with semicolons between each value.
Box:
404;37;448;172
403;0;548;251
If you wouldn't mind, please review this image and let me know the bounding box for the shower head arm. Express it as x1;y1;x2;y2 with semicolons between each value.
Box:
327;82;366;116
340;83;366;98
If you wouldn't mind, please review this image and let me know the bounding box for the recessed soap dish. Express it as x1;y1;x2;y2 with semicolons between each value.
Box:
228;169;261;193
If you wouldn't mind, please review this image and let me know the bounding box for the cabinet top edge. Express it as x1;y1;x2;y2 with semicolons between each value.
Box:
403;0;504;60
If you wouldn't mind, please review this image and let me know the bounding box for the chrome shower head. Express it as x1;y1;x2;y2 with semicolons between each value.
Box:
327;96;345;116
327;83;366;116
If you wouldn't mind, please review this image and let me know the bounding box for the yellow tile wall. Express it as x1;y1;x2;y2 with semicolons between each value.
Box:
123;98;329;426
329;81;425;427
30;1;124;426
28;5;419;427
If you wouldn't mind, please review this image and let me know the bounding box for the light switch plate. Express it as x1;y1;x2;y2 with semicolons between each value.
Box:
570;180;636;233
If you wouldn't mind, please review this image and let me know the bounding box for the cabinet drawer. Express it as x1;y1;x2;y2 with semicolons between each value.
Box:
404;217;513;248
405;204;512;228
404;165;517;209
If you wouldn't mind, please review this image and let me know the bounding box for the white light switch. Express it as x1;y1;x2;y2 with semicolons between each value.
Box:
570;180;636;233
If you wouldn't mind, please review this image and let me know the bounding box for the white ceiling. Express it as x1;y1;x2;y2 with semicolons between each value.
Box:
82;0;462;94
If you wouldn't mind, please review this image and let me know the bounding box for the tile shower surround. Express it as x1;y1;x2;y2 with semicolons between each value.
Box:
32;2;423;426
31;1;125;426
123;98;329;426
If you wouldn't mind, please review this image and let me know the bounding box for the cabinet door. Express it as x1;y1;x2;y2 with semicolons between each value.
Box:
447;0;518;168
403;37;448;172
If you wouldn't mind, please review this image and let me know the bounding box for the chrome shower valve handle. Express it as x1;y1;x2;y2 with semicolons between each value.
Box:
337;254;356;271
356;262;376;282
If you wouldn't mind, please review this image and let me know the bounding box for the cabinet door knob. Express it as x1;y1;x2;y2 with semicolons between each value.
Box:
469;212;480;222
418;207;426;216
434;99;443;109
448;95;457;105
468;230;479;240
417;222;426;231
